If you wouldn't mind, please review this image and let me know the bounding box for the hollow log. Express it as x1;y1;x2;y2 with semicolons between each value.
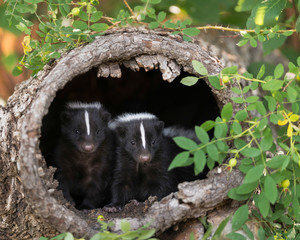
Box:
0;27;247;239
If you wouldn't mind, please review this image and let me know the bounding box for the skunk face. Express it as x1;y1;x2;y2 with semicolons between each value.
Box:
114;119;164;164
60;102;111;153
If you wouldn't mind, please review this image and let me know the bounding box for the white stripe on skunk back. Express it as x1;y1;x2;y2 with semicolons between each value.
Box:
109;112;157;129
67;102;102;109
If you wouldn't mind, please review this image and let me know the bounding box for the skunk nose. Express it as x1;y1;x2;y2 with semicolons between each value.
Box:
139;154;151;163
82;144;95;152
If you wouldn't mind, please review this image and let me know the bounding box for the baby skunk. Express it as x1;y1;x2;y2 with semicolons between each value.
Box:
104;113;206;212
54;102;114;210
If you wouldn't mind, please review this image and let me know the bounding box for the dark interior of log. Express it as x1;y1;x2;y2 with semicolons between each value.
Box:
40;65;220;210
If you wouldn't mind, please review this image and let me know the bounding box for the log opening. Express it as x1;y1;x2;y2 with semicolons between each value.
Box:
1;28;244;238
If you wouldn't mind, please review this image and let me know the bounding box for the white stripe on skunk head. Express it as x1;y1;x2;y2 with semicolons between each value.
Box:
84;110;90;135
109;112;157;129
140;122;146;149
67;101;102;110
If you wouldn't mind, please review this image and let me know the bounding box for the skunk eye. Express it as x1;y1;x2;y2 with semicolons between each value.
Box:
75;130;80;134
151;140;156;145
131;140;136;145
97;130;100;135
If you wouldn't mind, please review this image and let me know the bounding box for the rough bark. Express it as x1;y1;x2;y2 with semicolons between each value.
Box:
0;27;247;239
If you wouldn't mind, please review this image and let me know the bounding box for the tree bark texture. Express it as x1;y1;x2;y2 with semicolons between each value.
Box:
0;27;248;239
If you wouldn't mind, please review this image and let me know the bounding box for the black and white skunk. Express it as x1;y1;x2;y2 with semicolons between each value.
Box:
104;113;206;212
54;102;114;210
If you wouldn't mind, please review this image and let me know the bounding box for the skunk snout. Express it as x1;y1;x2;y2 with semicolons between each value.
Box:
81;143;95;153
139;154;152;163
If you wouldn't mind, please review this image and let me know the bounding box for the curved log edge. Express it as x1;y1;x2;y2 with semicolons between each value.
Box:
0;27;245;238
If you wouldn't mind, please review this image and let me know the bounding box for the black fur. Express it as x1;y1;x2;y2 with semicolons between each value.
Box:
54;102;114;210
104;114;207;212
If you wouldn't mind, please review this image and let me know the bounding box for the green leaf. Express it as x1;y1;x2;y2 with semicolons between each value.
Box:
65;232;74;240
296;15;300;32
91;11;103;22
214;121;228;139
244;165;264;183
221;103;232;121
192;60;208;75
149;22;159;29
164;20;177;29
157;11;166;22
73;20;88;30
260;129;273;151
183;28;200;36
228;187;252;200
241;147;261;157
195;126;209;144
206;143;219;161
250;38;257;48
236;181;259;194
232;121;242;135
263;35;287;55
264;96;276;112
90;23;108;32
180;76;198;86
194;150;206;175
235;110;248;121
120;220;131;233
258;227;265;240
139;229;156;240
257;192;270;218
208;76;222;90
237;39;248;47
264;175;278;204
200;120;215;131
235;0;261;12
293;194;300;221
79;10;88;21
183;35;192;42
174;136;198;150
148;0;161;4
222;66;238;75
232;205;249;231
255;101;267;116
262;79;284;91
231;97;244;104
212;215;231;239
257;64;265;79
168;151;190;170
12;65;23;76
297;56;300;66
247;0;287;27
226;232;247;240
245;96;259;103
266;155;288;169
274;63;284;78
287;86;298;102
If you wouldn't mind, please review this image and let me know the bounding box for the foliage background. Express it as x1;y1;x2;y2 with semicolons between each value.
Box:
0;0;299;104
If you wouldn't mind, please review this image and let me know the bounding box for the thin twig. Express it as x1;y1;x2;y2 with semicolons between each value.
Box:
123;0;136;19
197;25;296;33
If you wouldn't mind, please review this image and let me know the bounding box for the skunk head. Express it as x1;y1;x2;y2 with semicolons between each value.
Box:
60;102;111;153
110;113;164;164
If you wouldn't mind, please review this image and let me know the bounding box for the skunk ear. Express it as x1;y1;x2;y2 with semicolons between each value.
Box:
60;111;71;122
155;121;164;133
115;125;127;138
101;111;111;123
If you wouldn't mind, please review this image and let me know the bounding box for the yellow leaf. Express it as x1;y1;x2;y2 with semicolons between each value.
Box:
278;119;288;126
22;36;32;55
287;123;293;137
289;114;300;122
